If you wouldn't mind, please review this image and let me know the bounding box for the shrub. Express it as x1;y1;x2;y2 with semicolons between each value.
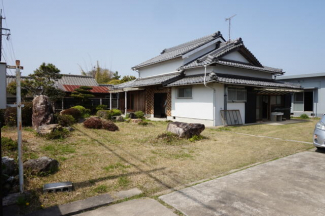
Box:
134;111;144;119
83;117;102;129
300;114;309;119
111;109;122;116
102;120;119;131
97;110;112;120
61;108;81;120
96;104;107;111
138;121;148;126
189;135;204;142
57;114;75;126
45;128;70;140
71;105;90;118
1;137;18;150
125;113;130;119
4;102;33;126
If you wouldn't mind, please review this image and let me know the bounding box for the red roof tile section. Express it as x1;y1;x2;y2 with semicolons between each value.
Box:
63;85;109;93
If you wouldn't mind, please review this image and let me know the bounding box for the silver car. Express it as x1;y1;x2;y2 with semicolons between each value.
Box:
314;115;325;149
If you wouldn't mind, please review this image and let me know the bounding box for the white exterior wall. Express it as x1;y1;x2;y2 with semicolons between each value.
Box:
171;85;214;119
170;83;237;127
221;51;250;63
138;58;183;78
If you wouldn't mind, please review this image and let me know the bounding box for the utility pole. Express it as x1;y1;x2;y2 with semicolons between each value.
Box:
225;14;236;42
16;60;23;193
7;60;24;193
0;9;11;62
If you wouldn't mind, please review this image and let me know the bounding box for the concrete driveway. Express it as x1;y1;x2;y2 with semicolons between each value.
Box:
160;151;325;216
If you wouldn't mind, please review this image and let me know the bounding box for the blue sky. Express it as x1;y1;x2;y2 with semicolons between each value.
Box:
2;0;325;77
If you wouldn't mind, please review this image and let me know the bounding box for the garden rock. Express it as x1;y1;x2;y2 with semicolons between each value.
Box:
2;156;17;176
129;113;136;119
32;95;54;130
37;124;61;135
116;116;124;122
23;156;59;175
131;119;142;124
167;122;205;139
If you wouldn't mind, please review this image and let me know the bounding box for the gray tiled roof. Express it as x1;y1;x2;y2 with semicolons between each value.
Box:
179;38;283;74
6;75;31;85
55;74;99;86
112;73;182;89
132;32;224;70
7;74;100;91
166;73;301;89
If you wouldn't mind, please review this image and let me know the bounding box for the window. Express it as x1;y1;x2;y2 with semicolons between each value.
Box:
294;93;303;102
177;87;192;98
227;87;247;102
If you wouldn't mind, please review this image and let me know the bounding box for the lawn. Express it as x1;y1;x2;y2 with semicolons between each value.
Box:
1;119;316;213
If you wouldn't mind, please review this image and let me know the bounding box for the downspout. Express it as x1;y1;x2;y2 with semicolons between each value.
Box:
204;65;216;126
224;85;228;125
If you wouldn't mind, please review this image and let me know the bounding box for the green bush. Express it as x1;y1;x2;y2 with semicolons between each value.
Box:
61;108;81;120
97;110;111;120
189;135;204;142
57;114;75;126
1;137;18;150
4;102;33;126
135;111;144;119
45;128;70;140
111;109;122;116
300;114;309;119
138;121;148;126
71;105;90;118
96;104;107;111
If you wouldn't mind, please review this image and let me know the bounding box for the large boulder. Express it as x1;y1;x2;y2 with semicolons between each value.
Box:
167;122;205;139
2;156;17;176
23;157;59;175
37;124;61;135
32;95;54;130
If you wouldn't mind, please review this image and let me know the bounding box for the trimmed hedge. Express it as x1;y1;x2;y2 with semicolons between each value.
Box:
83;117;102;129
135;111;144;119
102;120;119;131
71;105;90;118
57;114;75;127
61;108;81;121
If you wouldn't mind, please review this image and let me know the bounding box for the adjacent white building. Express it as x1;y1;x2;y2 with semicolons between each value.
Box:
278;73;325;117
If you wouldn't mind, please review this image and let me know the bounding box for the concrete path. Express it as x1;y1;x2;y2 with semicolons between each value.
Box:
76;198;176;216
160;151;325;216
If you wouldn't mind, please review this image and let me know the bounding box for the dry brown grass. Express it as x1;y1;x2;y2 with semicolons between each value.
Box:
1;119;315;213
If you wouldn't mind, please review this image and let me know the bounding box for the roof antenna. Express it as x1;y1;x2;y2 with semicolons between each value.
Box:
225;14;236;42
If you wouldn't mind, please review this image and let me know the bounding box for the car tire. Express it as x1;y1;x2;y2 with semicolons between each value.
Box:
316;147;323;150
